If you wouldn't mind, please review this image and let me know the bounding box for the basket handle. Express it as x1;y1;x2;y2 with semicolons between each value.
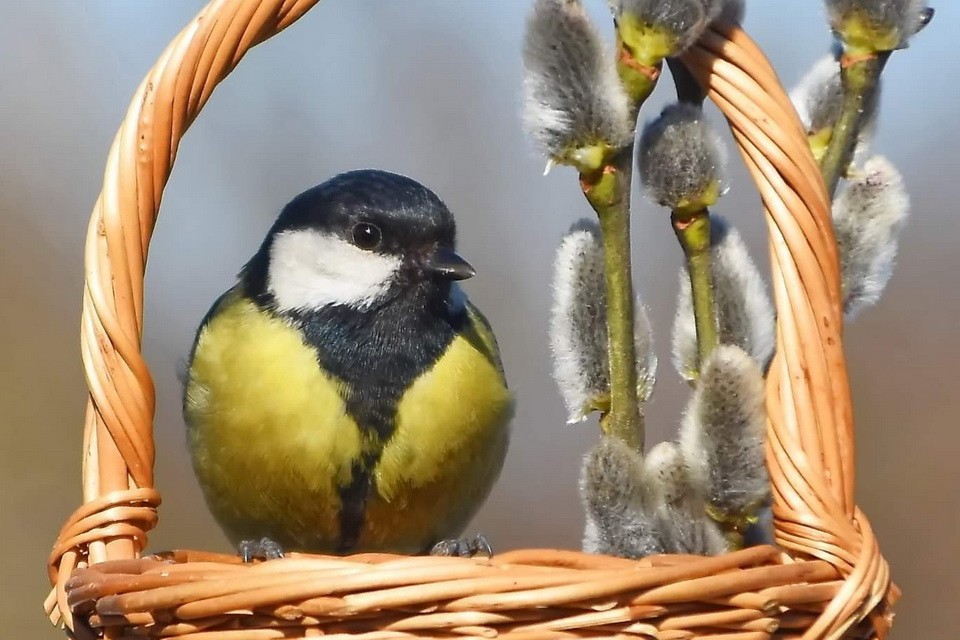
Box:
46;0;322;627
680;28;894;637
46;2;891;638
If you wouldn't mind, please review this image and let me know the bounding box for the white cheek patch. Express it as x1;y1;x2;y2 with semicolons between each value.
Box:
267;229;402;311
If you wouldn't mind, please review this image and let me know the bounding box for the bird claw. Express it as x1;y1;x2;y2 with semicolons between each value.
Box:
429;534;493;558
237;537;285;562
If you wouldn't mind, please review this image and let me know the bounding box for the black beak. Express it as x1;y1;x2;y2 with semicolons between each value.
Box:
423;247;476;281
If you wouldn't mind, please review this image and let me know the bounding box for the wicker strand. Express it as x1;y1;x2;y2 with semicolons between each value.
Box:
46;2;895;638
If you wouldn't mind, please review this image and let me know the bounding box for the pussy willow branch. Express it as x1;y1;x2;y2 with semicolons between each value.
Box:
672;208;719;372
667;57;706;105
615;36;661;122
819;53;888;197
667;58;718;374
583;150;642;450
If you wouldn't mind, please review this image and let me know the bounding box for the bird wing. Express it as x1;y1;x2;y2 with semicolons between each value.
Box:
461;302;508;382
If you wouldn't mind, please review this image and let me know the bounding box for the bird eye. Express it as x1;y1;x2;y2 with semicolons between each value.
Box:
351;222;382;250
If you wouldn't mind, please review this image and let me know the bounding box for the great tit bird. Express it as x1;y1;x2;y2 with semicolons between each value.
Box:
182;170;513;558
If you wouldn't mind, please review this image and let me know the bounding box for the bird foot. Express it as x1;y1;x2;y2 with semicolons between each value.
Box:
237;537;285;562
429;534;493;558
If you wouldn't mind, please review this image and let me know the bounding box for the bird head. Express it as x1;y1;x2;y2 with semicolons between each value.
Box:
243;169;474;313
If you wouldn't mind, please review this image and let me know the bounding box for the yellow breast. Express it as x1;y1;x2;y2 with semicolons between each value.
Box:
184;292;513;553
365;332;513;551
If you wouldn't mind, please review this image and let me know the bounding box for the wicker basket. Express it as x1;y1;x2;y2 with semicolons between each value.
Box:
44;1;896;639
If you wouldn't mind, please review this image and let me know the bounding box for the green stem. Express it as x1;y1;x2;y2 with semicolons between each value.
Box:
672;209;717;372
582;151;642;451
615;35;661;122
818;53;887;198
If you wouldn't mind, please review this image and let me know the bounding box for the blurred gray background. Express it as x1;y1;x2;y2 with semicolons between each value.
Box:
2;1;957;638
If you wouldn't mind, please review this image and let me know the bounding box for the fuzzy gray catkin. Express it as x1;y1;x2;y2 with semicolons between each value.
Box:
551;221;608;422
833;156;910;319
790;55;881;164
825;0;930;49
672;215;775;380
607;0;707;55
580;436;662;558
550;220;657;423
638;103;726;211
678;345;769;518
522;0;633;162
645;442;727;555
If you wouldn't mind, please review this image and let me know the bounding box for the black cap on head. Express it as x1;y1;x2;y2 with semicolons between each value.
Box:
272;169;457;252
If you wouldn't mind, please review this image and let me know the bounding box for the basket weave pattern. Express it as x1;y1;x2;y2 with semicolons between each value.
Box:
45;1;895;638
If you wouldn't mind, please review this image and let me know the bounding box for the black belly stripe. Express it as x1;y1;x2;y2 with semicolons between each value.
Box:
336;455;375;552
283;285;467;551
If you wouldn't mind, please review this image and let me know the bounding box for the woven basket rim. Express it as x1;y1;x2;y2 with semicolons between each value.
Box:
45;2;894;639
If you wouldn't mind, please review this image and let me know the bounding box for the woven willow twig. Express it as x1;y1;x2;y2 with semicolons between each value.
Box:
45;1;895;639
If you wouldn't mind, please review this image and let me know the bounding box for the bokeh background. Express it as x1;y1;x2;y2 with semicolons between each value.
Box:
2;1;957;637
